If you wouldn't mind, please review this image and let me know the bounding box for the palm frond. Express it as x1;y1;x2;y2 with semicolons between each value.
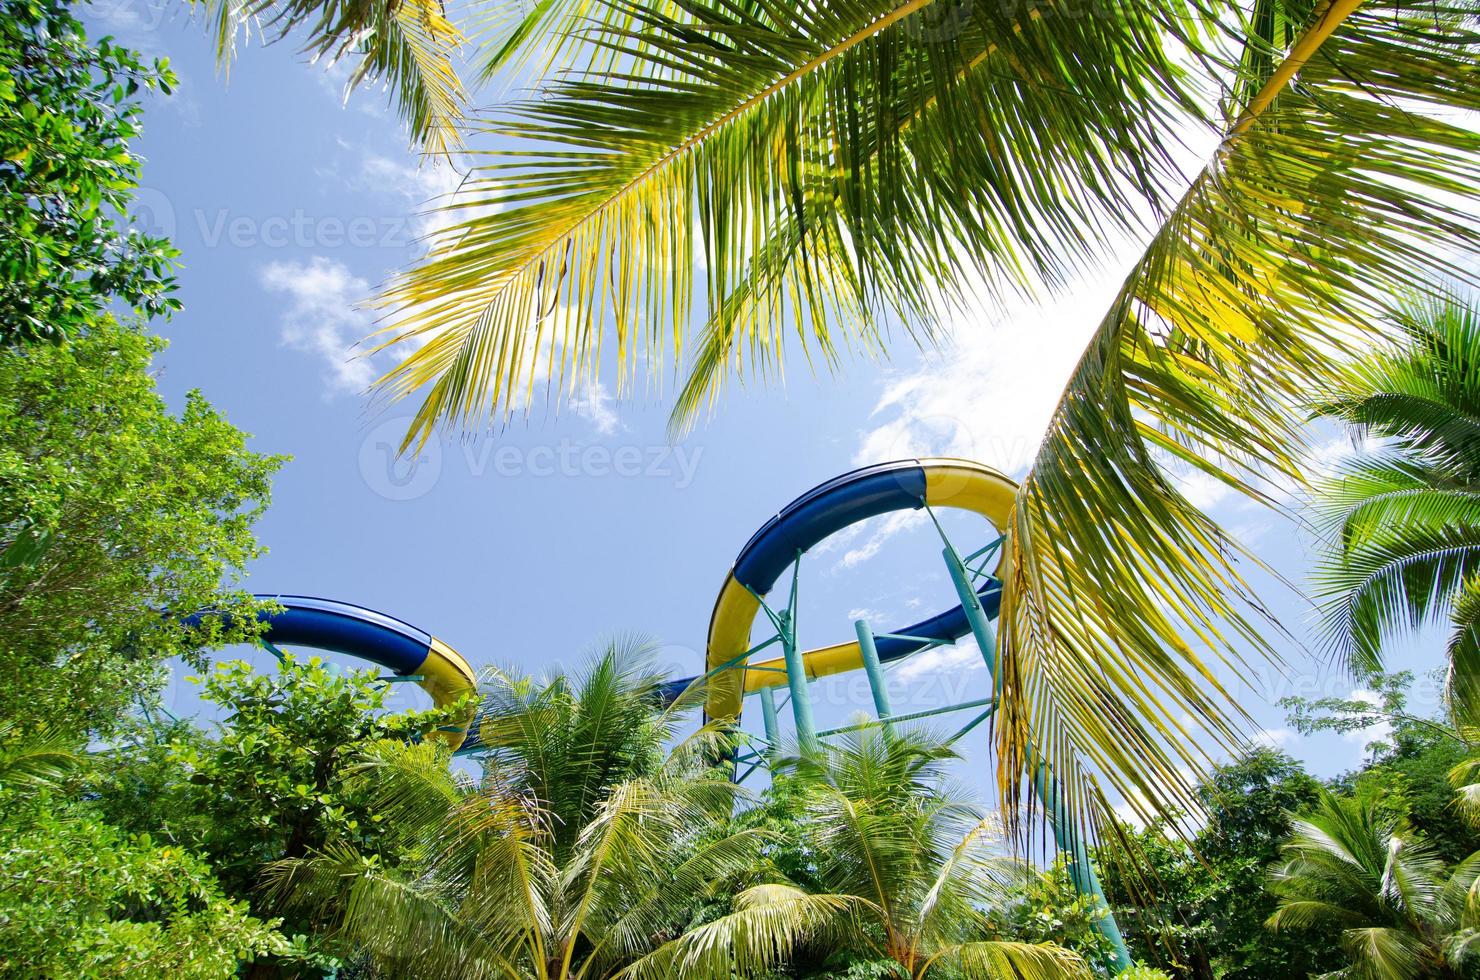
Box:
0;722;77;791
994;0;1480;839
1316;296;1480;481
614;885;862;980
190;0;467;153
1312;500;1480;677
1339;926;1428;980
1447;577;1480;729
368;0;1209;449
922;939;1092;979
266;843;523;980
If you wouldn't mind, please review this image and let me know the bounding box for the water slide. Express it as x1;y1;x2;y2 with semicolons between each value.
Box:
236;458;1015;753
702;458;1016;723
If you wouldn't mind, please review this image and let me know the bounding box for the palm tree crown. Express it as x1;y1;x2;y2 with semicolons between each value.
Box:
1312;297;1480;728
1267;790;1480;979
722;729;1092;980
267;640;795;979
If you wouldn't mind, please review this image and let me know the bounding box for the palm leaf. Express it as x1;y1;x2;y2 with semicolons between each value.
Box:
614;885;863;980
922;939;1092;979
0;721;76;790
191;0;468;153
992;0;1480;837
367;0;1207;449
1312;295;1480;724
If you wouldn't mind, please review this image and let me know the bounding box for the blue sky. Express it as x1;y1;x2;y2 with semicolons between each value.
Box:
83;0;1450;807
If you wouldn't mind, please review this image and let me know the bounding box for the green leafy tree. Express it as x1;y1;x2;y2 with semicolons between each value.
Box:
0;729;285;979
1285;673;1480;864
1309;297;1480;729
0;0;180;346
1100;750;1339;980
0;320;282;738
1267;790;1480;979
95;655;464;903
992;858;1119;976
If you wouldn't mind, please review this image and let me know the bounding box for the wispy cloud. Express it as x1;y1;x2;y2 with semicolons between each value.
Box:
894;640;984;684
259;257;625;437
259;257;376;395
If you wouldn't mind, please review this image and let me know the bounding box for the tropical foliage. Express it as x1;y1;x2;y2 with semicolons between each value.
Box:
188;0;468;153
265;642;806;979
1098;748;1338;980
1310;297;1480;730
1267;790;1480;979
0;727;286;978
95;657;465;908
0;0;181;346
748;730;1091;980
0;319;282;738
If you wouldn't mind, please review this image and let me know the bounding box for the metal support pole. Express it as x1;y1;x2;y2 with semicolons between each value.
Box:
759;686;781;761
942;544;1132;972
779;554;817;753
854;619;895;736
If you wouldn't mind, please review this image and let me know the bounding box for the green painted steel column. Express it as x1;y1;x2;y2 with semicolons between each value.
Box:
942;545;1132;973
854;619;895;735
759;685;781;760
779;606;817;753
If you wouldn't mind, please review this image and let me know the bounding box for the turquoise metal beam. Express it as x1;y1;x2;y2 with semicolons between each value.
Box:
814;696;996;739
759;686;781;761
854;619;895;735
941;542;1133;973
779;553;817;752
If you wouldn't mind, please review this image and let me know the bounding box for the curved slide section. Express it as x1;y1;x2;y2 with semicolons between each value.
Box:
244;595;479;751
704;458;1016;722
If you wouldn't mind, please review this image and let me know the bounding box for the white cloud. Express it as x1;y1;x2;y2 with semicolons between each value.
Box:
842;246;1141;562
568;382;621;435
852;248;1138;477
1308;432;1381;481
1253;726;1295;749
259;257;377;395
838;510;929;569
1170;468;1236;511
354;153;469;240
258;263;627;432
894;639;984;684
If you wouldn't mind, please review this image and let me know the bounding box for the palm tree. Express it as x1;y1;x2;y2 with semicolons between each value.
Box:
668;728;1090;980
352;0;1480;839
1311;296;1480;729
1267;790;1480;979
265;640;851;978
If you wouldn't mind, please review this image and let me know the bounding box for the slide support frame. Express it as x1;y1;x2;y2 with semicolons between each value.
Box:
776;552;817;752
939;539;1132;972
854;619;895;736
